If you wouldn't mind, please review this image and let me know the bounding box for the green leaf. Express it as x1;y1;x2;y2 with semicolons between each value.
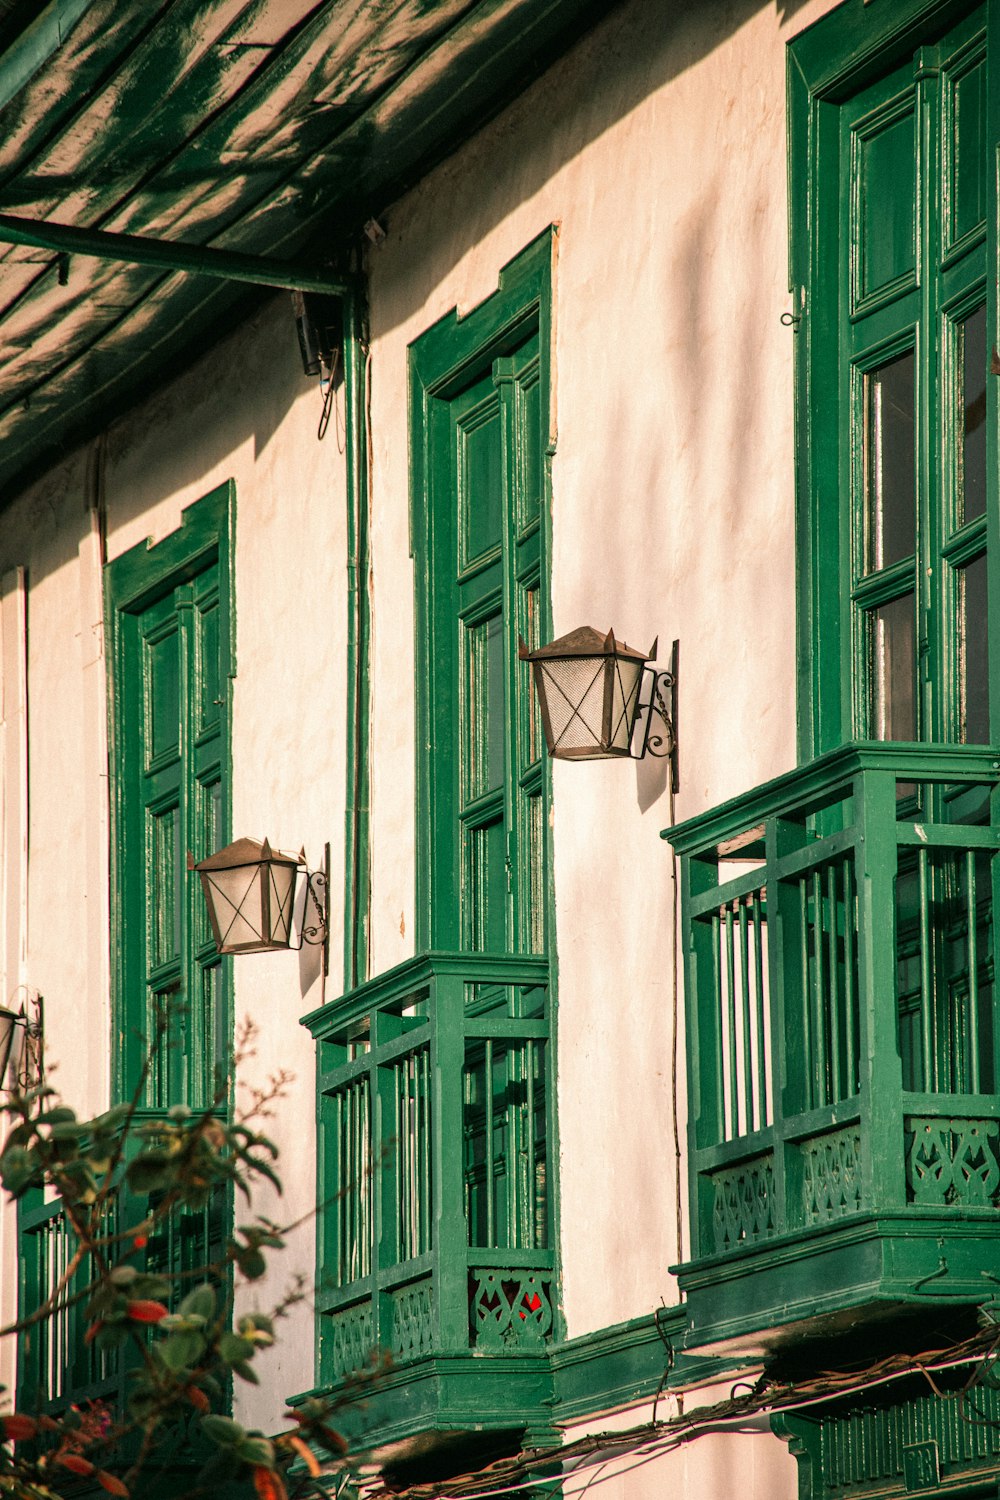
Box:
36;1106;77;1125
129;1275;171;1301
219;1331;255;1364
95;1322;131;1352
238;1314;275;1346
159;1330;204;1371
202;1414;246;1448
0;1145;41;1195
231;1360;260;1385
109;1265;139;1287
235;1436;273;1465
179;1283;217;1321
235;1247;267;1280
125;1153;173;1193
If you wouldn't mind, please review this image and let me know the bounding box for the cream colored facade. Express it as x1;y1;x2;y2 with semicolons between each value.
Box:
1;0;847;1493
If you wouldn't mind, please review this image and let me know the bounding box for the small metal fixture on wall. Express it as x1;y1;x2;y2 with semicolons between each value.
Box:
190;837;329;972
0;991;44;1092
519;627;679;790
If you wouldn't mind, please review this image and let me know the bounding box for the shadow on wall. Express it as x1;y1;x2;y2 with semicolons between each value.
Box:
372;0;815;343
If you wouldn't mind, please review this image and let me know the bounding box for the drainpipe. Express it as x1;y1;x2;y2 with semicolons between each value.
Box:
342;283;371;993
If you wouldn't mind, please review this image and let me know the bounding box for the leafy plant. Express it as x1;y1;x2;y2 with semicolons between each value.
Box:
0;1010;375;1499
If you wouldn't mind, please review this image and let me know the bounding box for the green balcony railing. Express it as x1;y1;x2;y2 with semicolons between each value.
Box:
304;952;554;1389
667;743;1000;1352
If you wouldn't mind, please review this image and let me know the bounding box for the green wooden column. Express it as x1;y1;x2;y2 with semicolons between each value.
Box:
856;769;905;1212
433;969;471;1352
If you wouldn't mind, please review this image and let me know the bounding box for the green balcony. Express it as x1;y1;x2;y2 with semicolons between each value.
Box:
301;951;555;1456
667;743;1000;1356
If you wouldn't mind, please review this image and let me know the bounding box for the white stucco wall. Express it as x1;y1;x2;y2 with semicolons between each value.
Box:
559;1388;799;1500
0;0;843;1477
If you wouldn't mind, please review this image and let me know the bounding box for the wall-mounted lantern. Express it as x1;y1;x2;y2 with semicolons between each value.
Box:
0;992;43;1092
190;838;329;969
519;628;679;789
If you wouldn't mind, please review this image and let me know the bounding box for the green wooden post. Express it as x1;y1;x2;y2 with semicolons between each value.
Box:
373;1005;398;1358
681;849;720;1263
433;969;471;1352
856;768;906;1212
769;810;810;1235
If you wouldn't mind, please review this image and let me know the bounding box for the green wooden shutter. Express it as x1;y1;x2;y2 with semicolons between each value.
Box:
107;483;233;1108
424;330;548;955
791;2;992;756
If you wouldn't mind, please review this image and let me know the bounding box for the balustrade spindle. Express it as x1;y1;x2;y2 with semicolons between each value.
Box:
844;858;857;1094
724;905;739;1138
811;870;827;1106
484;1038;495;1245
752;890;768;1126
739;900;754;1133
827;863;841;1102
918;848;933;1091
966;850;981;1093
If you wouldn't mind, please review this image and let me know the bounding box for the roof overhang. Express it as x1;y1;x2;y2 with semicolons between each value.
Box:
0;0;620;502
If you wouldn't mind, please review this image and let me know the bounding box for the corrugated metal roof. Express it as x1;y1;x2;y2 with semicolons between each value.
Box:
0;0;617;500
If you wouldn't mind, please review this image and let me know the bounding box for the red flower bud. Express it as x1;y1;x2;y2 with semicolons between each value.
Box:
2;1413;37;1442
252;1466;288;1500
57;1453;96;1477
125;1300;168;1324
97;1470;130;1496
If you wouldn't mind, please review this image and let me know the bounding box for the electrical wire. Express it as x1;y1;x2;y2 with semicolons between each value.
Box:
359;1332;1000;1500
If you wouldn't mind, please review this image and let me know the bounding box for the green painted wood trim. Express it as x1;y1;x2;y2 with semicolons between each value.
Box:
342;283;372;992
548;1309;734;1424
302;948;550;1034
662;740;1000;857
287;1311;749;1447
104;480;236;1102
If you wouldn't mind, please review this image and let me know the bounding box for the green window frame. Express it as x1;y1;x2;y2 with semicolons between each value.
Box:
410;233;555;959
789;0;996;760
105;481;235;1107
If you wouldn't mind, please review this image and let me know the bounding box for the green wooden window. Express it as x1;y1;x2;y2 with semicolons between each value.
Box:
416;330;549;957
789;0;994;758
106;483;234;1106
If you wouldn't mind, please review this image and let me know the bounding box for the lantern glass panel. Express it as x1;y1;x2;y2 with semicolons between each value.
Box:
202;863;267;953
267;860;297;947
535;656;607;756
608;654;645;753
0;1009;19;1089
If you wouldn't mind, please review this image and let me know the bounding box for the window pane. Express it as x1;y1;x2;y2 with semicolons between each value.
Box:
865;352;916;570
869;592;916;740
961;550;989;743
465;613;505;801
962;304;987;523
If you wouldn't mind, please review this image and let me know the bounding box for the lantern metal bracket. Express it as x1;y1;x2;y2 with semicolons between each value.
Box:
292;842;330;975
632;639;679;791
